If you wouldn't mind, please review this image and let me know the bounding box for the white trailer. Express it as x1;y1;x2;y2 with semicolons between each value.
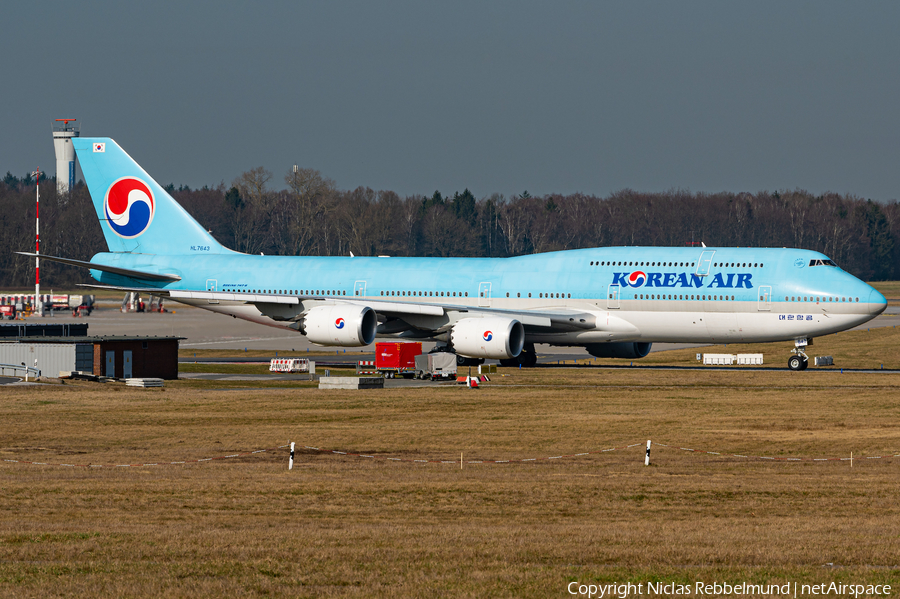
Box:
415;352;457;380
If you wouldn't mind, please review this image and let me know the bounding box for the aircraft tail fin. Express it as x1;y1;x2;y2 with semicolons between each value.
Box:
73;138;228;255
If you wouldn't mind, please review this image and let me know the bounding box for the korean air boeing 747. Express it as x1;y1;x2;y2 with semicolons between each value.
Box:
23;138;887;371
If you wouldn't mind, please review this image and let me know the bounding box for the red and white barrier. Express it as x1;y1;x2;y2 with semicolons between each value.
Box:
357;360;377;374
269;358;309;373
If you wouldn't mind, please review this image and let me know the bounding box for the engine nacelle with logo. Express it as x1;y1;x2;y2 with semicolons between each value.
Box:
585;342;652;359
450;317;525;359
302;305;377;347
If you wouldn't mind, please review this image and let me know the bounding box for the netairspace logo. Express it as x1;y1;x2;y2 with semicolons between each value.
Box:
566;581;892;598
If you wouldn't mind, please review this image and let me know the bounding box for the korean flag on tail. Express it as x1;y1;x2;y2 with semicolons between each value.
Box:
93;142;105;153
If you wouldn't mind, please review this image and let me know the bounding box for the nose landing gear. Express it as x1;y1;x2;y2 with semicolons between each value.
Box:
788;338;811;371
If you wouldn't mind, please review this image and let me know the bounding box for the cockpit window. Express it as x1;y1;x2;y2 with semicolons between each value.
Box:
808;259;837;267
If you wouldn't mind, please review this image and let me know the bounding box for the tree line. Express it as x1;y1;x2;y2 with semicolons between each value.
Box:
1;167;897;288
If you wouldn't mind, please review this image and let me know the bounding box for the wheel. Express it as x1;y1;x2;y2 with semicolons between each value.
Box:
456;355;484;367
787;355;804;371
799;358;809;370
519;349;538;368
500;345;538;368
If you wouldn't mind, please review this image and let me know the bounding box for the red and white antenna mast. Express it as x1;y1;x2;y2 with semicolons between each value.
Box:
31;167;41;315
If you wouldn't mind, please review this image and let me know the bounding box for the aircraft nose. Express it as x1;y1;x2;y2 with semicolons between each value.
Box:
868;287;887;315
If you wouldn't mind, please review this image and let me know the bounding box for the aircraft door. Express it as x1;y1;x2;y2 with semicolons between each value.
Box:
354;281;367;297
607;284;620;309
478;282;492;307
758;285;772;311
206;279;218;304
696;250;716;276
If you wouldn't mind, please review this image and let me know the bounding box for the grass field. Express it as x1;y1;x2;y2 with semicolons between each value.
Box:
3;353;900;597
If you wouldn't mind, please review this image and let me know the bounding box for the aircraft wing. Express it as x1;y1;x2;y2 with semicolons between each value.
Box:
18;253;181;281
79;284;597;332
338;299;597;332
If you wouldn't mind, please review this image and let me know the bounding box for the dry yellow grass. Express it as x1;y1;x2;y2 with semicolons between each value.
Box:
2;361;900;597
568;324;900;371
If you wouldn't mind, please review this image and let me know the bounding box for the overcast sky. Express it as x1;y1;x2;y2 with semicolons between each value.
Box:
3;1;899;201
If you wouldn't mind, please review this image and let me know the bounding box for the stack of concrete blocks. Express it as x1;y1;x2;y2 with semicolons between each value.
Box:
318;376;384;390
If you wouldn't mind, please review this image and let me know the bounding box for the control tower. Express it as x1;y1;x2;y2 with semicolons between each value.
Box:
52;119;80;193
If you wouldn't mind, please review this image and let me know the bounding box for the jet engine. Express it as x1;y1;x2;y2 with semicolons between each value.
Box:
585;342;652;359
302;305;377;347
450;317;525;359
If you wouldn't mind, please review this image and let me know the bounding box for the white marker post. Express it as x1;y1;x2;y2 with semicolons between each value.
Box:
289;442;295;470
645;440;651;466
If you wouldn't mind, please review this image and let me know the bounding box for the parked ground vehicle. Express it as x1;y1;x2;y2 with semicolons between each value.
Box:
415;352;457;381
375;342;422;378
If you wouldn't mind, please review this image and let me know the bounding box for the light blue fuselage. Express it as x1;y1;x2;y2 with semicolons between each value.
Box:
91;246;885;345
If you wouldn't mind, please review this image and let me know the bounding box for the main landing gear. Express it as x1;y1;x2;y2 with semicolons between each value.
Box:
499;342;538;368
788;338;811;371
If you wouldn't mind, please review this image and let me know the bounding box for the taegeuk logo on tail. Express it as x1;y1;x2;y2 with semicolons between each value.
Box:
104;177;155;238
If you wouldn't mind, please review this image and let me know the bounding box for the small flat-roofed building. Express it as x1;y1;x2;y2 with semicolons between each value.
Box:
0;336;183;380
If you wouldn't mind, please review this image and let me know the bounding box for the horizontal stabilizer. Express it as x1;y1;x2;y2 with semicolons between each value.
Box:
17;252;181;281
78;284;301;305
